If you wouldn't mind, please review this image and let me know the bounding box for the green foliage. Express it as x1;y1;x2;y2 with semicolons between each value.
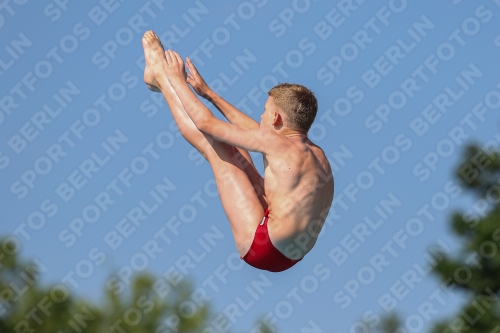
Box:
380;313;401;333
454;145;500;198
0;241;212;333
371;142;500;333
430;143;500;333
367;313;402;333
252;316;275;333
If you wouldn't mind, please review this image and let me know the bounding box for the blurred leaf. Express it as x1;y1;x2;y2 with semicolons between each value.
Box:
429;142;500;333
0;240;260;333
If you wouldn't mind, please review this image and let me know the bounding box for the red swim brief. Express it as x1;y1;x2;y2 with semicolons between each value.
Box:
241;209;302;272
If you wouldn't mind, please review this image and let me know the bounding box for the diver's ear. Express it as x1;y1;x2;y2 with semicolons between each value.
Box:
272;111;281;125
273;111;281;125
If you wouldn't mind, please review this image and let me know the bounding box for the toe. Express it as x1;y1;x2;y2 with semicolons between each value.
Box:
143;30;153;40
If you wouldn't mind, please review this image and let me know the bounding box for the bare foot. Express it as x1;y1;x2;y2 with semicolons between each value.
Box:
142;31;166;92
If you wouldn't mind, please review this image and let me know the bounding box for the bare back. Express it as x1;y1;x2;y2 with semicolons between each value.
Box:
263;135;334;260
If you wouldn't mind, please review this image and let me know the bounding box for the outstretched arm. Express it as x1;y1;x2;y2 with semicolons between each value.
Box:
185;57;259;130
165;50;274;153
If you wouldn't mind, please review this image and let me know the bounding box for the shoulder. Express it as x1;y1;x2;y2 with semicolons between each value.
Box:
258;129;296;154
307;139;329;163
304;140;333;182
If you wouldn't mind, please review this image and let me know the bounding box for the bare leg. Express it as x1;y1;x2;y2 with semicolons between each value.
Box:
142;31;266;255
142;33;264;204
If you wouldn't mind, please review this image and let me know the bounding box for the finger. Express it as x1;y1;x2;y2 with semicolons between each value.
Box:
166;50;174;64
186;57;198;74
170;50;177;64
186;62;196;78
185;57;193;71
172;51;183;64
165;50;173;64
171;50;181;65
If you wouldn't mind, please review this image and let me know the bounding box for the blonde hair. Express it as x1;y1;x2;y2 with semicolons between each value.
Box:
268;83;318;132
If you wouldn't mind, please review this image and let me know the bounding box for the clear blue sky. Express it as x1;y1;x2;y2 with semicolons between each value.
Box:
1;0;500;332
